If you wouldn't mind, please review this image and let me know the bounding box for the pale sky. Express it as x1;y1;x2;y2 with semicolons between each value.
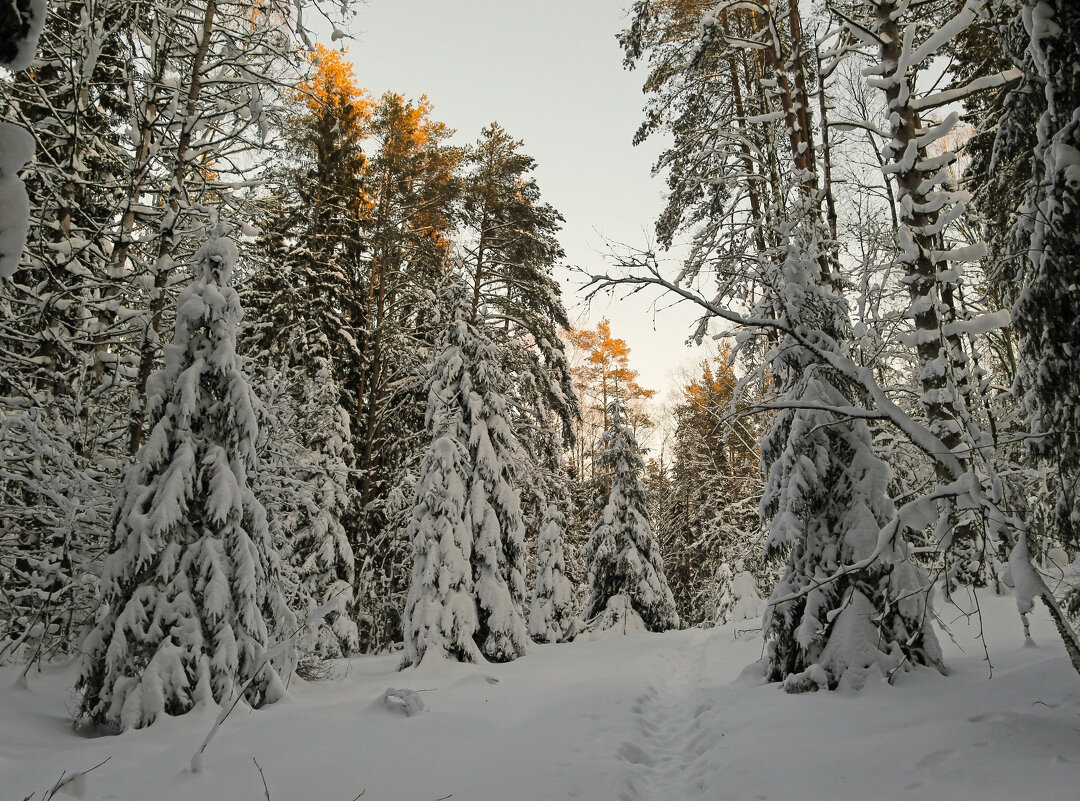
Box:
336;0;705;402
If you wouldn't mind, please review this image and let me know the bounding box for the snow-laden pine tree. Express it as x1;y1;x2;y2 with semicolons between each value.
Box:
75;224;293;730
714;560;764;629
403;290;528;666
402;432;478;665
582;397;678;633
265;358;358;660
295;361;357;657
1001;0;1080;675
617;0;949;689
529;503;576;643
762;226;944;691
713;562;735;626
1010;0;1080;547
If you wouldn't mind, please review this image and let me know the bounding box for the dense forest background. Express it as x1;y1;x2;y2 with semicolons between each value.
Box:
1;0;1079;729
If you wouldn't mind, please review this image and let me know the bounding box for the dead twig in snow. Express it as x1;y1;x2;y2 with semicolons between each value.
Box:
40;756;112;801
253;757;270;801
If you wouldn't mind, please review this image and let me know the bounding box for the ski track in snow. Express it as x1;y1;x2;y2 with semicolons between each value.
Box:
617;637;735;801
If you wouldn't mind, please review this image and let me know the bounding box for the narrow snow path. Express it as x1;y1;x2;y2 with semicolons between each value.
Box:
616;631;748;801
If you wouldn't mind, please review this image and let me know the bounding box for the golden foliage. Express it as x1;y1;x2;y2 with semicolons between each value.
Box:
297;43;372;123
569;318;656;405
567;318;656;475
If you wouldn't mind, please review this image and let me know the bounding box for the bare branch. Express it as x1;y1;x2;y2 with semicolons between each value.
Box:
253;758;271;801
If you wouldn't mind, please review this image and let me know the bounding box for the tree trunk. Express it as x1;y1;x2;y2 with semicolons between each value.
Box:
128;0;218;454
873;0;984;586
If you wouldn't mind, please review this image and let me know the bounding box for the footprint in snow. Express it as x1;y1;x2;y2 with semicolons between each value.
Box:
915;748;956;769
618;741;657;767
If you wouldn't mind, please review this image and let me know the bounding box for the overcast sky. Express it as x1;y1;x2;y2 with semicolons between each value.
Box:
338;0;705;401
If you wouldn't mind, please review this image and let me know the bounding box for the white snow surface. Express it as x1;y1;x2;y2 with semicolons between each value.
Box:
0;123;35;280
2;590;1078;801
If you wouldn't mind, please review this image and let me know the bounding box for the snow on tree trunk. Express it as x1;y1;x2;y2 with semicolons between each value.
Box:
403;290;528;666
529;503;575;643
582;398;678;633
0;0;46;71
75;222;294;730
862;0;1002;588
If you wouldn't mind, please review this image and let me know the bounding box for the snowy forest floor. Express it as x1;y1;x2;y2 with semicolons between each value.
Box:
2;589;1078;801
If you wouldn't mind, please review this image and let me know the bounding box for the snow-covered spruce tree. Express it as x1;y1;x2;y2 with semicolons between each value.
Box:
253;357;357;661
529;503;575;643
0;405;113;665
457;122;579;637
714;560;764;628
75;224;294;731
616;0;948;689
402;430;477;665
291;360;357;658
1001;0;1080;675
1010;0;1080;551
713;562;735;626
762;225;944;691
403;290;528;666
582;397;677;633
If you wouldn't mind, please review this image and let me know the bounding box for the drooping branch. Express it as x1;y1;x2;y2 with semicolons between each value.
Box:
584;262;967;481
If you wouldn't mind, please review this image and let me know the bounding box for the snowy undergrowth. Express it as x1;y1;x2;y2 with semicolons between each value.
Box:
2;590;1077;801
